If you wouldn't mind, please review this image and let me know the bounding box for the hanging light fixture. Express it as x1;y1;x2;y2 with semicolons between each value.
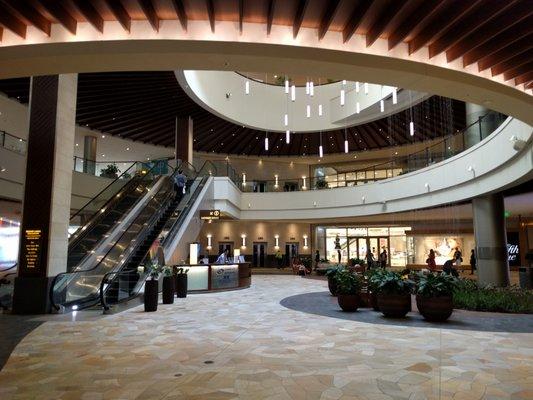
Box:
356;102;360;114
318;104;323;116
340;89;345;106
284;114;288;126
364;82;369;94
409;121;415;136
344;129;349;153
409;90;415;136
392;87;398;104
291;85;296;101
245;80;250;95
286;130;290;144
310;81;314;96
242;172;246;186
355;81;360;93
305;80;310;95
306;105;311;118
380;99;385;113
319;132;324;158
285;78;289;94
342;80;346;85
265;134;269;150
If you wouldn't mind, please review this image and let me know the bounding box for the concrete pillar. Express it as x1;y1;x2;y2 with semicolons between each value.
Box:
12;74;77;314
83;135;97;175
464;103;499;148
472;193;510;287
175;117;193;166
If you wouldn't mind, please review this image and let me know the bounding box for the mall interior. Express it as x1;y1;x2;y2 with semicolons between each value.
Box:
0;1;532;399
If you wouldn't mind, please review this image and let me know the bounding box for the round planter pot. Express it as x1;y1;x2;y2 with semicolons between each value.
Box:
144;279;159;312
416;295;453;322
337;294;360;312
377;293;411;318
175;274;188;298
162;276;175;304
327;276;338;296
370;291;379;311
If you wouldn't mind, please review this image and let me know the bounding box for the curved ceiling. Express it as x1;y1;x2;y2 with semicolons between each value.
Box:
0;72;466;157
0;0;531;91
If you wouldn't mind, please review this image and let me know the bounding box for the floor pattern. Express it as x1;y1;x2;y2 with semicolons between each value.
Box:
0;276;531;399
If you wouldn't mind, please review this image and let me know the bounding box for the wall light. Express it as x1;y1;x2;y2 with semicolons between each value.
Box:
303;235;308;249
241;234;246;248
242;172;246;186
302;176;307;190
274;234;279;249
274;174;279;188
206;234;212;250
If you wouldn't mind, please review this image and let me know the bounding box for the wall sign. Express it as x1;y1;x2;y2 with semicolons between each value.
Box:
200;210;220;220
23;229;42;270
211;265;239;289
507;232;520;267
258;236;264;240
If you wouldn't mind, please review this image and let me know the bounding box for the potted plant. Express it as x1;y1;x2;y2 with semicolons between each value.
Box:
174;267;189;298
144;262;162;312
366;268;385;311
372;270;414;318
416;272;456;321
100;163;120;179
162;266;175;304
335;270;363;311
325;265;344;296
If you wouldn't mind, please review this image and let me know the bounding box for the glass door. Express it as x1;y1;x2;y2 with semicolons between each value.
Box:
368;237;389;267
348;237;368;261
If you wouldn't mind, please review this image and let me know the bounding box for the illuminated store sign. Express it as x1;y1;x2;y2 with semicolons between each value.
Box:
200;210;220;220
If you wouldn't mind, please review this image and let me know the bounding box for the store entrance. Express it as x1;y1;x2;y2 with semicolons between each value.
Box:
253;242;267;267
368;237;389;267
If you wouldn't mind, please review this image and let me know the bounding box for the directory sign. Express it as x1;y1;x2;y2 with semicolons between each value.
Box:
23;229;42;270
200;210;220;220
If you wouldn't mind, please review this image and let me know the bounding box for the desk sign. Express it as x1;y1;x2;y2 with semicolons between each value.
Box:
200;210;221;220
23;229;43;269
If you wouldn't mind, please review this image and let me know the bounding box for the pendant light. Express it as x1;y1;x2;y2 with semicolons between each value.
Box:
305;80;310;95
291;85;296;101
340;89;345;106
318;104;323;116
264;134;269;151
356;102;360;114
355;81;360;93
319;132;324;158
344;129;349;153
310;81;314;96
285;78;289;94
245;80;250;95
409;90;415;136
392;87;398;104
286;130;290;144
306;105;311;118
284;114;288;126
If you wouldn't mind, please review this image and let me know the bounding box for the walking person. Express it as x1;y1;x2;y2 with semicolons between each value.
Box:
379;247;388;268
366;249;374;269
174;169;187;201
470;249;476;275
426;249;437;272
314;250;320;270
453;247;463;268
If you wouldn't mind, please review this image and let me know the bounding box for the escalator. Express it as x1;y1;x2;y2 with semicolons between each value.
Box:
50;161;215;312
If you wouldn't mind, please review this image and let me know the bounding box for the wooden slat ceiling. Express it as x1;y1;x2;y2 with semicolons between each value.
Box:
0;72;466;156
0;0;531;89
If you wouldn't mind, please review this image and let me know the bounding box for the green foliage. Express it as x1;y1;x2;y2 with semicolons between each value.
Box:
369;270;413;295
335;270;363;295
365;268;386;292
453;279;533;314
162;266;173;277
416;272;456;297
325;264;345;278
147;260;164;280
174;267;189;275
349;258;366;267
100;163;120;177
315;179;329;189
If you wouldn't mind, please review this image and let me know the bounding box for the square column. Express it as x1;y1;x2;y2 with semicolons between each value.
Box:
12;74;78;314
175;117;193;166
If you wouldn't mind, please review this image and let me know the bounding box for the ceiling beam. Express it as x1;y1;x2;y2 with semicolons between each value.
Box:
0;2;27;38
491;49;531;77
342;0;372;43
428;0;512;59
2;0;50;36
445;1;531;63
266;0;275;35
73;0;103;32
477;33;533;72
206;0;215;33
388;0;443;50
138;0;159;32
408;0;481;54
318;0;340;40
40;0;77;34
105;0;130;32
503;61;533;81
515;72;533;86
293;0;309;39
171;0;187;31
366;0;407;47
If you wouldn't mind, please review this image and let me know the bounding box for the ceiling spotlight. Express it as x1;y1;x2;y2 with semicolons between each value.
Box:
126;147;130;151
101;135;105;138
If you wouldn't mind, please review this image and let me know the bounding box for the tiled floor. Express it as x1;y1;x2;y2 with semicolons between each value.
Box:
0;275;531;400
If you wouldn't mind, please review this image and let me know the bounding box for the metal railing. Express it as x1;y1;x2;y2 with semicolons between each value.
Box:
0;130;27;155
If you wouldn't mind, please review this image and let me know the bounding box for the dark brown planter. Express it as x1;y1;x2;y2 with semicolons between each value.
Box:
370;291;379;311
416;295;453;322
359;291;371;308
144;279;158;312
175;274;188;298
337;294;360;312
327;276;338;296
162;276;175;304
377;293;411;318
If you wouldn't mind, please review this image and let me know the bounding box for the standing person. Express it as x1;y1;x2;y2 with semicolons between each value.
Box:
470;249;476;275
454;247;463;267
366;249;374;269
314;250;320;269
216;248;230;264
174;169;187;201
426;249;436;272
334;235;342;264
275;249;283;269
379;248;388;268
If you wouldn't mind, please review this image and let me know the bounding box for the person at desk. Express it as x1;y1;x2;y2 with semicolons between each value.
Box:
215;248;230;264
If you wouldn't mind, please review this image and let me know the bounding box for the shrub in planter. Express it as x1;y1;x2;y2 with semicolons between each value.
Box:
174;267;189;298
100;163;120;179
366;268;386;311
335;270;363;311
416;272;456;321
162;266;175;304
372;270;414;318
144;263;162;312
325;265;345;296
315;179;329;190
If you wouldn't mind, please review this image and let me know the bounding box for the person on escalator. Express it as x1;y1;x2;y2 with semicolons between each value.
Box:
174;170;187;201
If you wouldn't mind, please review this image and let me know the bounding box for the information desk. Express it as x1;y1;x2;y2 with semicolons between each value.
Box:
177;263;251;292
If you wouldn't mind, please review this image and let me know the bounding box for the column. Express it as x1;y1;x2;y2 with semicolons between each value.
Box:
83;135;97;175
464;103;499;148
175;117;193;166
12;74;78;314
472;193;510;287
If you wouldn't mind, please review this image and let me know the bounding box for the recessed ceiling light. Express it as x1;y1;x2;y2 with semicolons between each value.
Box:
75;143;79;147
126;147;130;151
101;154;105;157
101;135;105;138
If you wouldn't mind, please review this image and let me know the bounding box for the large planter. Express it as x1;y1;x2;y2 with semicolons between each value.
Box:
327;276;338;296
416;295;454;322
377;293;411;318
175;274;188;298
337;294;360;312
370;291;379;311
144;279;159;312
162;276;175;304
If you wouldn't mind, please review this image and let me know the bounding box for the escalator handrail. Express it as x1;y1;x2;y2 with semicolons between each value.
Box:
50;166;182;310
99;269;149;311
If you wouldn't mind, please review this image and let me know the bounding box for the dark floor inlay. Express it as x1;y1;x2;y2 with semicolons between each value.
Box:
0;314;43;371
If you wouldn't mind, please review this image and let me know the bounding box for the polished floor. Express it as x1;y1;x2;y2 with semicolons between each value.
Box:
0;276;532;400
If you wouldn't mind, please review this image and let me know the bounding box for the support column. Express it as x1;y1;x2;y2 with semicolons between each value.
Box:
472;193;510;287
464;103;499;148
175;117;193;166
83;135;97;175
12;74;78;314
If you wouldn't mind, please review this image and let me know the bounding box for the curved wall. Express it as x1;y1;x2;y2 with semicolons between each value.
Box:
213;118;532;220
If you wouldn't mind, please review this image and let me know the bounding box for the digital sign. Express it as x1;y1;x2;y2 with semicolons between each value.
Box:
23;229;42;270
200;210;220;220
